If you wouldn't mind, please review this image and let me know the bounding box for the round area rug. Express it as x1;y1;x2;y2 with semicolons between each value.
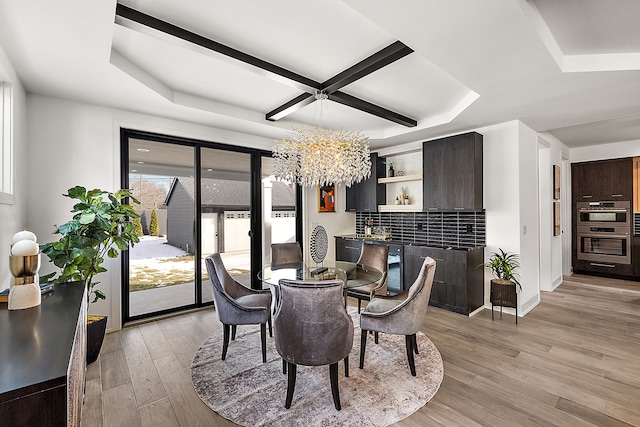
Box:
191;308;444;426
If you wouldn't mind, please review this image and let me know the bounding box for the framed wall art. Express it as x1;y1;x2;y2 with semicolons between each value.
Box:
553;201;561;236
553;165;560;200
318;184;335;212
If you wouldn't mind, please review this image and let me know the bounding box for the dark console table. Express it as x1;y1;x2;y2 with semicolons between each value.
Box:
0;282;87;426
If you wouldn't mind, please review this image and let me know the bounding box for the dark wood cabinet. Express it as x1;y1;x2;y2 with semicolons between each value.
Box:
423;132;483;211
571;158;633;202
335;237;363;263
403;245;484;314
345;153;386;212
0;283;87;426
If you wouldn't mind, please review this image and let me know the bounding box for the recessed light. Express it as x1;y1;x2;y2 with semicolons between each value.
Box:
137;161;144;164
207;168;213;171
131;169;137;172
136;148;150;152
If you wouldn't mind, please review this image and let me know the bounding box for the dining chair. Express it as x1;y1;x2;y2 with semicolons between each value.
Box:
344;243;389;313
271;242;303;269
205;253;272;363
273;279;354;410
359;256;436;376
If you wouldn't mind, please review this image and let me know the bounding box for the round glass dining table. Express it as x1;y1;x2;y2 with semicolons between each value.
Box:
258;261;382;290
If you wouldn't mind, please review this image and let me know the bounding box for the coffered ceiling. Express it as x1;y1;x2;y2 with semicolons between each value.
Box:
0;0;639;150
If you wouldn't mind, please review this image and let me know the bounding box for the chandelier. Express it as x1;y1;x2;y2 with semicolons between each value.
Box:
272;93;372;187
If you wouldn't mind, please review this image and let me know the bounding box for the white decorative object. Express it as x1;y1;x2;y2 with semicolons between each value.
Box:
8;253;41;310
11;239;39;256
309;225;328;264
11;230;37;244
8;283;41;310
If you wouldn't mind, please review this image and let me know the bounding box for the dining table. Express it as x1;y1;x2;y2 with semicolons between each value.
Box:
258;261;383;290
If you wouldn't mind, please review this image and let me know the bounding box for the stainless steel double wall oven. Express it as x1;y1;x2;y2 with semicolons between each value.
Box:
576;201;631;265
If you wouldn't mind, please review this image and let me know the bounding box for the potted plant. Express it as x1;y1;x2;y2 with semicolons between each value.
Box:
40;186;140;363
481;248;521;323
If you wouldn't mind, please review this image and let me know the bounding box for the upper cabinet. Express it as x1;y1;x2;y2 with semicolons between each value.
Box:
423;132;483;211
571;158;633;202
345;153;386;212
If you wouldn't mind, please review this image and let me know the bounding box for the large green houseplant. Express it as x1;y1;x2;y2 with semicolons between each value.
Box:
40;186;140;363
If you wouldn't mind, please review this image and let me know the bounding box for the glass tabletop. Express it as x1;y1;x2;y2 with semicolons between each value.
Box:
258;261;382;289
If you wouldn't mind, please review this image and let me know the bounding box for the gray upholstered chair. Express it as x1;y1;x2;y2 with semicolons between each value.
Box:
273;279;354;410
271;242;303;269
359;256;436;376
205;253;272;363
344;243;389;313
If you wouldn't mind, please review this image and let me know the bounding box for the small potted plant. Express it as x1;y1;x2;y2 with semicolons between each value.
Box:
40;186;140;363
481;248;521;323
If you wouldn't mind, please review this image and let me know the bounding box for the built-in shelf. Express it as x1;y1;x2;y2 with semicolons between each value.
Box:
378;173;422;184
378;204;423;212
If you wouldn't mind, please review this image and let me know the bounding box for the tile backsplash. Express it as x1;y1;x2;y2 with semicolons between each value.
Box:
355;211;486;248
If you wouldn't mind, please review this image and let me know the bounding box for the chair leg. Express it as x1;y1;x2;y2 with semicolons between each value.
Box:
359;329;367;369
282;359;287;374
268;316;273;337
329;362;341;411
231;325;237;340
374;331;379;344
414;337;419;355
222;324;230;360
284;362;297;409
357;298;362;313
260;323;267;363
515;303;518;325
344;356;349;377
405;335;416;377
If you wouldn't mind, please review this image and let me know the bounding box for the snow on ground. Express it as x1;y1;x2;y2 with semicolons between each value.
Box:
130;235;189;260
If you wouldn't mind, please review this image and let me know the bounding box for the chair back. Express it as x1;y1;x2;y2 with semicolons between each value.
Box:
271;242;303;269
401;257;437;333
274;279;354;367
205;253;262;325
357;242;389;289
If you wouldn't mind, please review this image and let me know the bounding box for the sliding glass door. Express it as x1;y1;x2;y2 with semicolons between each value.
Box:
121;130;299;322
126;138;197;318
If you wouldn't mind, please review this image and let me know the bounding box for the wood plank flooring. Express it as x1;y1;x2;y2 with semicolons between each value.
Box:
81;274;640;426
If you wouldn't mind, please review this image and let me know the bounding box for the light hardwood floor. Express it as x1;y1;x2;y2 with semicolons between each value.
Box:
82;274;640;426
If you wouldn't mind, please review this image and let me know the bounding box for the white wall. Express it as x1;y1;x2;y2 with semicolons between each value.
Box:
27;94;274;331
302;183;355;263
0;43;27;291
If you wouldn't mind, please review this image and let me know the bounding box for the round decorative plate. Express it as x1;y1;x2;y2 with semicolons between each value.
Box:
310;225;328;263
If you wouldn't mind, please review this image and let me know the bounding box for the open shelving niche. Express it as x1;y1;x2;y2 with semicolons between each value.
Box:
377;173;423;211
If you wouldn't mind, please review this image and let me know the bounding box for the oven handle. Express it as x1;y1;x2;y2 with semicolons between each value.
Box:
578;234;629;239
578;209;628;213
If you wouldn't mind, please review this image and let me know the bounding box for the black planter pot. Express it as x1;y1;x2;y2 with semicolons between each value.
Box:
87;315;108;364
388;167;395;177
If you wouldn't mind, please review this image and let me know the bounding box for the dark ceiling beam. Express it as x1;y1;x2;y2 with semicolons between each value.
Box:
266;41;416;125
266;93;315;122
115;3;321;93
329;91;417;127
321;41;413;94
115;3;417;127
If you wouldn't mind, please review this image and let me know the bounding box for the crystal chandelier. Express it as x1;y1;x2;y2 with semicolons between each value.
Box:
272;93;372;187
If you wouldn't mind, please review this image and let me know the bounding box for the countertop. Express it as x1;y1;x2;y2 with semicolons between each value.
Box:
335;234;485;251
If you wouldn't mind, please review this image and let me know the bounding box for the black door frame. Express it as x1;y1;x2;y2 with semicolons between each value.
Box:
120;128;301;324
